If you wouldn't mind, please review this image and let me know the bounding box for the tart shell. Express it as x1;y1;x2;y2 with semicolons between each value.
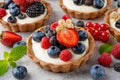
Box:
104;8;120;42
27;27;95;73
59;0;112;19
0;0;52;32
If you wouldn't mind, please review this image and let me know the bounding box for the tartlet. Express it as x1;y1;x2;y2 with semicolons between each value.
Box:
104;8;120;42
59;0;112;19
27;19;95;72
0;0;52;32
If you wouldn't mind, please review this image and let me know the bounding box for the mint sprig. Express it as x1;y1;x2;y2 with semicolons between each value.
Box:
99;43;114;54
0;46;27;76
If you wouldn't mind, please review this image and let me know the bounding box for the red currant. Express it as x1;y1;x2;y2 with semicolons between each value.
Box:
62;14;70;21
100;32;109;42
93;30;102;40
50;22;58;30
99;24;109;31
86;22;93;27
93;23;100;30
85;27;95;34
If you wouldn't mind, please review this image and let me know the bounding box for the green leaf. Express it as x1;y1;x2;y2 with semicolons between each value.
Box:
4;52;9;60
9;61;16;68
9;46;27;61
0;60;8;76
99;44;114;54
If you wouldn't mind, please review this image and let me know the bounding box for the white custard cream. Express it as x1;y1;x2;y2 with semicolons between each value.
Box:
2;6;47;24
63;0;107;13
32;39;89;64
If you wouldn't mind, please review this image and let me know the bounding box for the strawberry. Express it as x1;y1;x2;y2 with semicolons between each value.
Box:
57;28;79;47
0;31;22;47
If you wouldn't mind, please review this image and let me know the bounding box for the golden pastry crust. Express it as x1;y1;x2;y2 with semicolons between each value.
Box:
59;0;112;19
27;27;95;73
104;8;120;42
0;0;52;32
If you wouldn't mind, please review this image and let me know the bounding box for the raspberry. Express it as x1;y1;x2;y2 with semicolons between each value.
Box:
62;14;70;21
41;37;51;49
20;6;27;12
50;22;58;30
59;49;72;61
98;53;112;67
112;44;120;59
0;8;6;18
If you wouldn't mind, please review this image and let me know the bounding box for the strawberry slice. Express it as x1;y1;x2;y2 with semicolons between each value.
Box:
0;31;22;47
57;28;79;47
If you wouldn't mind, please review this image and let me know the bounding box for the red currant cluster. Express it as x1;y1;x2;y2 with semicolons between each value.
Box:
85;22;109;42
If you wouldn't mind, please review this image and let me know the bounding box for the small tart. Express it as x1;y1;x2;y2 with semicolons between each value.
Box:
104;8;120;42
0;0;52;32
59;0;112;19
27;27;95;73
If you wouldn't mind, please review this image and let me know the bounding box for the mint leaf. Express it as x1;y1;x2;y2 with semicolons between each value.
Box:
9;46;27;61
0;60;8;76
9;61;16;68
4;52;9;60
99;44;114;54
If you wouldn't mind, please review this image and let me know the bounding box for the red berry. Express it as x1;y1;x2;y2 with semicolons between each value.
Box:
0;8;6;18
100;32;109;42
59;49;72;61
85;27;95;34
93;23;100;30
93;30;101;40
98;53;112;67
99;24;109;31
112;44;120;59
86;22;93;27
62;14;70;21
50;22;58;30
41;37;51;49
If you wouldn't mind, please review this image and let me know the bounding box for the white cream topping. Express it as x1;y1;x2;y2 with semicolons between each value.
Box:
2;6;47;24
63;0;107;13
32;39;89;64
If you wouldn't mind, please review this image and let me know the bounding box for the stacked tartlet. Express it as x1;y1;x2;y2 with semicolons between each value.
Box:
0;0;52;32
27;18;95;72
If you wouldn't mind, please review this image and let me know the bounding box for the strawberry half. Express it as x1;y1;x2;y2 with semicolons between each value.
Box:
0;31;22;47
57;28;79;47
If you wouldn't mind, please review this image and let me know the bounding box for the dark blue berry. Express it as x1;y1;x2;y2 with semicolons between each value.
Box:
78;30;88;41
46;30;56;38
7;16;17;23
76;20;84;27
12;66;27;79
72;42;85;54
73;0;83;5
8;2;17;9
13;41;26;48
115;20;120;28
18;13;26;19
32;31;45;42
4;0;13;9
93;0;104;9
84;0;93;6
114;63;120;72
10;7;20;16
49;36;58;46
57;43;67;50
44;25;50;34
47;46;60;58
118;1;120;7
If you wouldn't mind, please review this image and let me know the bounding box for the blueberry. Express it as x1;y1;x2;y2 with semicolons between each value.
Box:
118;1;120;7
115;20;120;28
72;42;85;54
78;30;88;41
44;25;50;34
18;13;26;19
57;43;67;50
32;31;45;42
49;36;58;46
13;41;26;48
4;0;12;9
114;63;120;72
7;16;17;23
47;46;60;58
46;30;56;38
8;2;17;9
84;0;93;6
76;20;84;27
12;66;27;79
10;7;20;16
93;0;104;9
73;0;83;5
90;64;105;80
